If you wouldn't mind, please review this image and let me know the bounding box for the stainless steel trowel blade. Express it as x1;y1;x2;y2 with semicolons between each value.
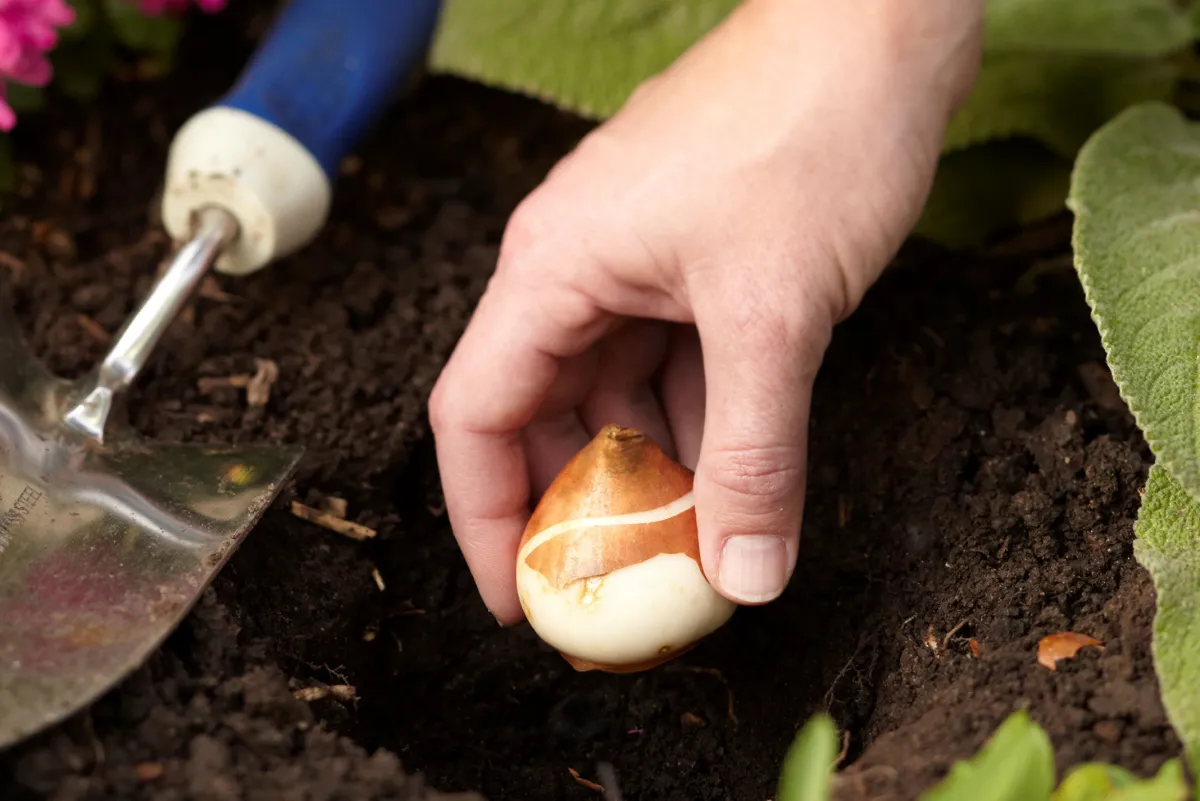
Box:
0;284;302;750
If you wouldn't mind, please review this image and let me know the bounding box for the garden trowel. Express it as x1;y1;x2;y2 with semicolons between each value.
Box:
0;0;443;749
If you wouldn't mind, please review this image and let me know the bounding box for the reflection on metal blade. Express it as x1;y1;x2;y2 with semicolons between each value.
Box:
0;303;301;749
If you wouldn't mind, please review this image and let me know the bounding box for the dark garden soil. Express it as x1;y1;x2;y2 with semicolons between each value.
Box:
0;5;1182;801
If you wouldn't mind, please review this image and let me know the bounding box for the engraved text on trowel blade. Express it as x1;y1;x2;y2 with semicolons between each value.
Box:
0;485;43;557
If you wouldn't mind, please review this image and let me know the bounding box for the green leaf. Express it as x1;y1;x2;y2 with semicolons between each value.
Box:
1052;759;1188;800
776;713;838;801
944;54;1180;158
918;710;1055;801
984;0;1195;57
103;0;182;53
1133;465;1200;774
915;138;1071;249
1069;101;1200;502
429;0;737;119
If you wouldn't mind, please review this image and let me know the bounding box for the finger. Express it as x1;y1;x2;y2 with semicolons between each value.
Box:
524;350;598;496
691;290;831;606
658;324;706;470
578;320;675;457
430;275;612;625
523;412;591;498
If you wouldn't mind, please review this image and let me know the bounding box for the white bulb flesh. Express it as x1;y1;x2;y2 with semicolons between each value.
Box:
516;491;737;667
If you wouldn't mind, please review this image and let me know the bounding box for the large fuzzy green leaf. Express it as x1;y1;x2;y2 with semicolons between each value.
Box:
1070;102;1200;499
1133;465;1200;773
944;54;1179;158
429;0;736;119
1071;101;1200;775
984;0;1194;56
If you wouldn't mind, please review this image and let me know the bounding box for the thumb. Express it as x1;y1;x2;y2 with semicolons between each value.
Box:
692;296;832;605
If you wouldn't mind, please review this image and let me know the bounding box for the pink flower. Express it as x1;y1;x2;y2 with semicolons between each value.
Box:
0;0;75;131
136;0;227;15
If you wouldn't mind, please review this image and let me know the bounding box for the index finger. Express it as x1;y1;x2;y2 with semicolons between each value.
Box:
429;273;611;624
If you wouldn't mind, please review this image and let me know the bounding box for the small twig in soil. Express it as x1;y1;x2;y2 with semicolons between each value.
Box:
394;601;426;616
290;500;377;541
134;762;164;782
305;662;351;685
997;535;1012;561
76;314;110;344
319;496;349;518
596;763;623;801
246;358;278;407
371;566;386;591
673;666;738;727
941;619;970;652
196;358;279;408
198;275;238;303
568;768;605;793
198;374;251;393
293;684;357;703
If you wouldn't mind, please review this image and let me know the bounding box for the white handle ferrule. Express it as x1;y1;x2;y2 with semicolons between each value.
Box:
160;107;332;276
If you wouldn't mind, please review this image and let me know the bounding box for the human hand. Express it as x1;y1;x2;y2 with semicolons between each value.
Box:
429;0;985;624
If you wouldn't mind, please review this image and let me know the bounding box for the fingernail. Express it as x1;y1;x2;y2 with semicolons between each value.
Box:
718;535;789;603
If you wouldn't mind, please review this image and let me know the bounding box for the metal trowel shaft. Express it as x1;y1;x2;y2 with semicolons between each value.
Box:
64;208;237;443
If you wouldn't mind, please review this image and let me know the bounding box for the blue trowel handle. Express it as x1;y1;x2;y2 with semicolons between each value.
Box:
220;0;443;178
160;0;443;275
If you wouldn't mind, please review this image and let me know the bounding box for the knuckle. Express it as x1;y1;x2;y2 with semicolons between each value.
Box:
718;279;834;370
731;302;793;349
500;195;549;261
427;370;464;435
703;444;804;507
496;190;589;286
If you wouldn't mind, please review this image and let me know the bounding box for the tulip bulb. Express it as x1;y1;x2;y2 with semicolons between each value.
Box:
515;424;736;673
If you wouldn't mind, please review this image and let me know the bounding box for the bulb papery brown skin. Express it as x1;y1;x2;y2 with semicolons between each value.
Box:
515;424;737;673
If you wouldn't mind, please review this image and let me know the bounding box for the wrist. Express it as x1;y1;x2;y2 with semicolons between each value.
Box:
742;0;985;116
